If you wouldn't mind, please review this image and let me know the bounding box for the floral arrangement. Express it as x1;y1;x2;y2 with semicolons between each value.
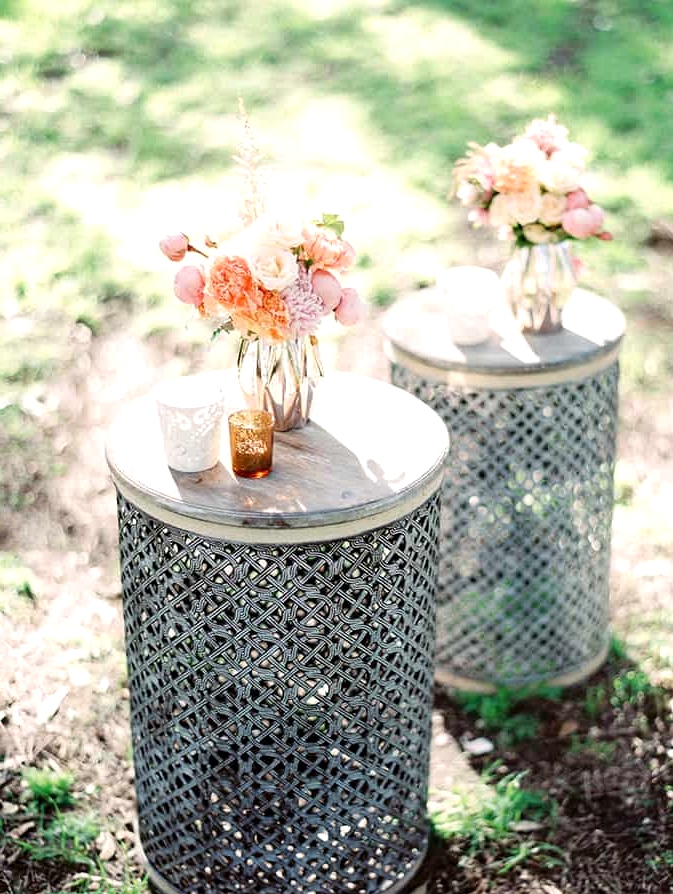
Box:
159;108;364;343
453;115;612;248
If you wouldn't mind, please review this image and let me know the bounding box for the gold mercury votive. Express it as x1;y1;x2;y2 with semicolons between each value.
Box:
228;409;274;479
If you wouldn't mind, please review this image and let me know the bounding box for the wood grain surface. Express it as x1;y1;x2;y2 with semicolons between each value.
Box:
106;370;449;533
383;287;625;376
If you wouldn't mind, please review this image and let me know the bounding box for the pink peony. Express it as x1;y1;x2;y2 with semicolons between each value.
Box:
302;225;356;271
334;287;365;326
565;187;590;211
561;204;605;239
311;268;343;312
174;265;205;305
160;233;189;262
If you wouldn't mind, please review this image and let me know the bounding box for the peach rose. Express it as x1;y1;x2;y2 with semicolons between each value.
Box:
173;265;205;305
160;233;189;262
311;269;343;313
492;140;545;194
508;188;543;225
334;288;365;326
539;192;567;226
302;224;356;271
488;193;515;228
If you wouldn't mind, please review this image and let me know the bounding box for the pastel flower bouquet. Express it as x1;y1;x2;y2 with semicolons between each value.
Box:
160;211;363;340
158;105;364;429
453;114;612;248
453;115;612;333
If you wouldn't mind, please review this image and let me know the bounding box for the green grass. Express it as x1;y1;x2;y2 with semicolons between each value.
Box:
431;764;562;873
17;812;100;865
22;768;76;812
457;685;563;746
568;735;617;763
0;0;671;450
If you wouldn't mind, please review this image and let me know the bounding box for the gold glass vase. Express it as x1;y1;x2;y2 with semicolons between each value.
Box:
501;241;576;334
237;335;324;432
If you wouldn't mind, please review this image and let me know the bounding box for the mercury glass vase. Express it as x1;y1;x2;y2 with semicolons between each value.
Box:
501;241;577;334
237;335;324;431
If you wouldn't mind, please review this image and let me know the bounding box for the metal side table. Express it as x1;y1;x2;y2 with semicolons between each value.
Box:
383;288;625;691
106;371;448;894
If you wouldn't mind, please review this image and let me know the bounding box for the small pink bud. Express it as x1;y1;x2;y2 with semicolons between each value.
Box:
587;204;605;231
311;268;343;313
596;231;613;241
174;265;205;305
334;287;365;326
562;208;599;239
565;188;590;211
160;233;189;262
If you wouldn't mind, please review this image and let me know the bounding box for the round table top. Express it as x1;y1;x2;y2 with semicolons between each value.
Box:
106;370;449;543
383;287;625;388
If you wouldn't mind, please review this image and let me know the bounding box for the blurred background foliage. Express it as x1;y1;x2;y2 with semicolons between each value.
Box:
2;0;673;379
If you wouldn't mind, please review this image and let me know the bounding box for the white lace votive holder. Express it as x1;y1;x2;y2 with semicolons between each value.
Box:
437;266;501;346
156;375;225;472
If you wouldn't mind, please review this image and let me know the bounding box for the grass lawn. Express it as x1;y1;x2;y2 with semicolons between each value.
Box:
1;1;672;892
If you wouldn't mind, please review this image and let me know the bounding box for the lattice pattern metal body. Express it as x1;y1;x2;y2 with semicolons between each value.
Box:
116;491;440;894
390;362;619;687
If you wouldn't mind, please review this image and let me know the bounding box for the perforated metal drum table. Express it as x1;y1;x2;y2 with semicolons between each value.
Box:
106;371;448;894
383;288;625;691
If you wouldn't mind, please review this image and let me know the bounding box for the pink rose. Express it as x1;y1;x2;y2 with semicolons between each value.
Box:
160;233;189;262
311;268;343;312
334;287;365;326
174;265;205;305
562;204;605;239
565;188;590;211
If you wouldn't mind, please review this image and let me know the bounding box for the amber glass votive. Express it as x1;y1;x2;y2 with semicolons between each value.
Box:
228;409;274;478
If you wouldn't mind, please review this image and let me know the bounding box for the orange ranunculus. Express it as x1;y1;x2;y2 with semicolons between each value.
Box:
231;287;290;341
203;254;260;317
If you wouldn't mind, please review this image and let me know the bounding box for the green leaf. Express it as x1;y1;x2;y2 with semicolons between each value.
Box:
316;213;345;238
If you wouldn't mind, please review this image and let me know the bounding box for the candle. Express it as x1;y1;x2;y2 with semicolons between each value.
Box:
436;266;501;346
228;409;274;479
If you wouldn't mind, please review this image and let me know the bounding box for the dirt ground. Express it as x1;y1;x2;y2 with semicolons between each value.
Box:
1;301;673;893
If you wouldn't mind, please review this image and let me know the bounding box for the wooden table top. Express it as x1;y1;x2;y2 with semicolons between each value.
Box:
106;370;449;541
383;288;625;387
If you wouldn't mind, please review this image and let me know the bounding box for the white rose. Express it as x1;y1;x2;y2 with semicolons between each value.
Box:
248;245;298;291
539;150;584;193
522;223;554;244
488;193;515;228
252;213;304;250
539;192;567;226
508;188;542;225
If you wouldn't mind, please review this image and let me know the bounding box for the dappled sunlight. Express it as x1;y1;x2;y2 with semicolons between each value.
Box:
2;1;673;891
366;7;514;76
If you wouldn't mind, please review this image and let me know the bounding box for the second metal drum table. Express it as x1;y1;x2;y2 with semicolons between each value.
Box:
383;288;625;691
